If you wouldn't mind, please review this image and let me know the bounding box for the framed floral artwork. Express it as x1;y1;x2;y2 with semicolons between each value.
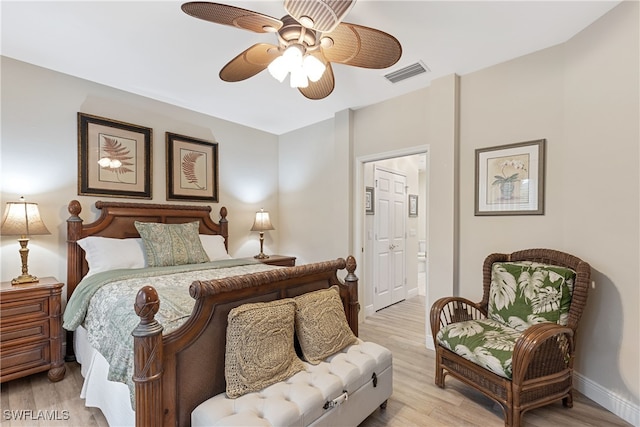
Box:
166;132;219;202
475;139;546;216
78;113;152;199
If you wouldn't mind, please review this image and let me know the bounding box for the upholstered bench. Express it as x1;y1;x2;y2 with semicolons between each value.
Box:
192;340;392;427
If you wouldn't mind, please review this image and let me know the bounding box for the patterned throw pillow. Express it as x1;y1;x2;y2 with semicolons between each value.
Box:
134;221;209;267
294;286;358;364
488;261;576;331
225;299;305;398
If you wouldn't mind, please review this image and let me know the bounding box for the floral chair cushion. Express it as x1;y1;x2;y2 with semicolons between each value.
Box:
436;318;521;379
488;261;576;332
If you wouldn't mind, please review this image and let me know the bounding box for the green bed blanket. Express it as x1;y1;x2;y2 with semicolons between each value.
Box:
63;258;276;407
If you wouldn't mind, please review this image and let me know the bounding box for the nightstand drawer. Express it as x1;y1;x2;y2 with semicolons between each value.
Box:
0;277;65;383
0;296;49;322
0;342;51;379
0;318;50;348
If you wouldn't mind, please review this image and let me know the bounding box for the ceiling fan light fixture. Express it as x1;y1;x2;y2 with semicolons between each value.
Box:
302;55;326;82
267;56;289;82
290;67;309;88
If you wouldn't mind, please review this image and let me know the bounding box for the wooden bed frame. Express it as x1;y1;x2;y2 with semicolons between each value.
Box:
66;200;360;427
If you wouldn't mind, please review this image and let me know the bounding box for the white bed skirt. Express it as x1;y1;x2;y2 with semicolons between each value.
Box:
74;325;135;427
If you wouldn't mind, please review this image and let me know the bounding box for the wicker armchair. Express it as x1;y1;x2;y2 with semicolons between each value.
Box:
430;249;591;427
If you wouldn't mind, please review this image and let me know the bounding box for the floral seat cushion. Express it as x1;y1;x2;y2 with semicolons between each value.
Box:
488;261;576;331
436;318;521;379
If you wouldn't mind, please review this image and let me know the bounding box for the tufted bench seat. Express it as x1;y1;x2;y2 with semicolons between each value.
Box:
192;340;393;427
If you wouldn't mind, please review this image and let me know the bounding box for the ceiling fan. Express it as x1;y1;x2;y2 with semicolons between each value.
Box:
181;1;402;100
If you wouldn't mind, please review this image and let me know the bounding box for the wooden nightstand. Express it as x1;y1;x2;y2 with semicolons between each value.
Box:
257;255;297;267
0;277;66;383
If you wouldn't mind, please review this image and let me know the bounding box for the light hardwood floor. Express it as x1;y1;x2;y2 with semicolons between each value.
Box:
0;296;631;427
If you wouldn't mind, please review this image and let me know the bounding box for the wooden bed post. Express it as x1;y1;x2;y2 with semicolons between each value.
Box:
219;206;228;250
344;255;360;336
65;200;83;362
132;286;164;427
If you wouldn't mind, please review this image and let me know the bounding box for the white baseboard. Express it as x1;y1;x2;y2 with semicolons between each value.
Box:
407;288;419;299
574;371;639;426
364;304;374;318
425;333;435;351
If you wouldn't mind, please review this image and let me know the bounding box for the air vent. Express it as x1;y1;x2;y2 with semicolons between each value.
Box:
384;61;430;84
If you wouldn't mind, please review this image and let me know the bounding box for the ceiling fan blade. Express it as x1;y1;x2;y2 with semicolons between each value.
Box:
284;0;355;33
220;43;280;82
321;22;402;69
181;2;283;33
299;61;335;100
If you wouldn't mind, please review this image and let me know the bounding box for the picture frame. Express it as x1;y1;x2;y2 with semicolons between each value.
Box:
475;139;546;216
408;194;418;217
78;113;152;199
166;132;219;202
365;187;375;215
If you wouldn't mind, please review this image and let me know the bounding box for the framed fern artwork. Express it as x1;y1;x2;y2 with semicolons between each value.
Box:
166;132;219;202
78;113;152;199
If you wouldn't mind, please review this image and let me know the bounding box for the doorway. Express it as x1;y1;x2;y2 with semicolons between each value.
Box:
357;149;428;318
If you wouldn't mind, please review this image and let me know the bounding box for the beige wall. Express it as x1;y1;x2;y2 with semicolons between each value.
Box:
1;56;280;286
458;1;639;413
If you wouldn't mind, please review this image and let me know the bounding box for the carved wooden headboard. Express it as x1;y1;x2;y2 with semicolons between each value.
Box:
66;200;228;300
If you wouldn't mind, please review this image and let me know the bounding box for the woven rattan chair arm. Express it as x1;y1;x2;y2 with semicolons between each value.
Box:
511;323;574;385
429;297;487;345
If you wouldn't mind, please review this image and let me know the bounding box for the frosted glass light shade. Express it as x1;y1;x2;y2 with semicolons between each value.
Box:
303;55;326;82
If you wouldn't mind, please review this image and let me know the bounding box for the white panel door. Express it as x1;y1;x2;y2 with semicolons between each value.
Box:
373;168;406;311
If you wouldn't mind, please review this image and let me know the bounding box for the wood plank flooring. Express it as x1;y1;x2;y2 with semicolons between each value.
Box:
0;296;631;427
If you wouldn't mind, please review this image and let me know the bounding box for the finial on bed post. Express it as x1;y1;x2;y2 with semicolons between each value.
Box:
132;286;164;427
219;206;229;250
344;255;360;336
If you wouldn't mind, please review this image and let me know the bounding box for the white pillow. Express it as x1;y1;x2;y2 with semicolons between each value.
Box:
77;236;146;276
199;234;231;260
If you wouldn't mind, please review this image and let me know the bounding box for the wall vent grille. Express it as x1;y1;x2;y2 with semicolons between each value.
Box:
384;61;430;84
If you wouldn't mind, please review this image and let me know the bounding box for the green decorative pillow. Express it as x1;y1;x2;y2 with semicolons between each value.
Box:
134;221;209;267
488;261;575;331
225;299;305;398
294;286;358;364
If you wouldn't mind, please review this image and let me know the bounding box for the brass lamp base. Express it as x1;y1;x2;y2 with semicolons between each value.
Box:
11;274;39;285
253;232;270;259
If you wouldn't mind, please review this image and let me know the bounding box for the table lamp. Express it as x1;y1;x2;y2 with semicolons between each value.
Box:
1;197;50;285
250;208;274;259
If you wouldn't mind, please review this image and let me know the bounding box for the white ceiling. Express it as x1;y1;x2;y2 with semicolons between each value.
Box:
1;1;620;135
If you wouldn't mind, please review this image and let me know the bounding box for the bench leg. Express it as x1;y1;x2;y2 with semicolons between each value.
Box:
380;400;388;410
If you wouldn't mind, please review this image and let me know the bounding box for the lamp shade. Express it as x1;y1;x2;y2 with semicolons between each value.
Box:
250;209;274;232
1;197;50;237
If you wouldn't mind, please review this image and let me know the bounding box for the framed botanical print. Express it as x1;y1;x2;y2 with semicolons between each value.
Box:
408;194;418;217
365;187;374;215
166;132;219;202
78;113;152;199
475;139;546;216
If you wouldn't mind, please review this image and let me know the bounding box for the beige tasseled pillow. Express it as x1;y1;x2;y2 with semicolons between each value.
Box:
294;286;358;364
224;299;304;398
